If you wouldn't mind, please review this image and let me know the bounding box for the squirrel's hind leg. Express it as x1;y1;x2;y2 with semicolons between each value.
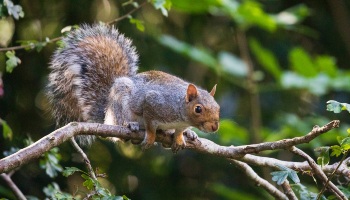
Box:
171;130;186;153
141;121;157;151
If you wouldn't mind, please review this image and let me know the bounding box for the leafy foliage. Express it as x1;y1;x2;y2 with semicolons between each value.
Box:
270;164;300;185
5;51;20;73
17;38;50;52
292;183;326;200
62;167;129;199
314;146;330;167
327;100;350;113
0;0;24;20
152;0;172;17
39;147;63;178
43;182;73;199
0;118;12;140
249;38;281;79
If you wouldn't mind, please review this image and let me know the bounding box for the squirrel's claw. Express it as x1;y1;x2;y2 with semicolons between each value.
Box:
127;122;139;131
171;136;186;153
183;129;198;141
140;139;155;151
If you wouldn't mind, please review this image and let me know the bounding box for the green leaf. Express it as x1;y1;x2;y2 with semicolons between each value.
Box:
129;18;145;32
5;51;21;73
235;0;277;31
152;0;171;17
341;137;350;151
158;35;218;70
3;0;24;20
54;192;74;199
271;171;288;185
289;47;317;77
82;174;95;190
101;195;130;200
337;136;345;145
218;51;248;77
218;119;249;145
275;4;310;26
0;119;13;140
62;167;83;177
315;55;337;77
292;183;327;200
249;38;281;79
314;146;330;167
271;164;300;185
43;182;73;199
39;147;63;178
171;0;219;13
17;40;47;52
326;100;350;113
330;145;342;157
280;72;329;95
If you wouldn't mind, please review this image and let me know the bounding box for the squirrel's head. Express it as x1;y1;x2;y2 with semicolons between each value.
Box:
185;84;220;133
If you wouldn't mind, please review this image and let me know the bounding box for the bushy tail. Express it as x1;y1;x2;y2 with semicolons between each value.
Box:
47;24;138;145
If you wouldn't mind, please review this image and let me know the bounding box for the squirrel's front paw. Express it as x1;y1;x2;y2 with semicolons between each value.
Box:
171;137;186;153
127;122;139;131
183;129;198;141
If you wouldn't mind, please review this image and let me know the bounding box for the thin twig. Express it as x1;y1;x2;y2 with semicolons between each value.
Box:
317;150;350;199
289;146;347;200
230;159;288;200
107;1;148;25
0;36;62;52
70;138;97;181
0;172;26;200
281;180;298;200
239;154;350;179
0;1;147;53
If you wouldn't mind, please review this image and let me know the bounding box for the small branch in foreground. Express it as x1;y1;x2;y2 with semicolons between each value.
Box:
239;154;350;179
281;180;298;200
289;146;347;200
107;1;148;25
318;150;350;199
0;172;26;200
230;159;288;200
70;138;97;181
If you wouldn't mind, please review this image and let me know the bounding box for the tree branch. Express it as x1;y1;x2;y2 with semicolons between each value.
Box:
281;180;298;200
107;1;148;25
230;159;288;200
289;146;347;200
0;172;26;200
0;120;340;174
239;154;350;179
70;138;97;180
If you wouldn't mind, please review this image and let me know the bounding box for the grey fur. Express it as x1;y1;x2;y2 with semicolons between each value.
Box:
47;24;220;149
47;24;138;145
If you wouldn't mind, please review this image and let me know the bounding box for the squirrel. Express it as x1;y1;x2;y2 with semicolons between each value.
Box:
47;24;220;152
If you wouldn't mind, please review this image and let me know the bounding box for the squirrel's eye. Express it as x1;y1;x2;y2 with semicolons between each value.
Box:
195;105;202;114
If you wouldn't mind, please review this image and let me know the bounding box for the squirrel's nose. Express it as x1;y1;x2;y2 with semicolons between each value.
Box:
211;121;219;132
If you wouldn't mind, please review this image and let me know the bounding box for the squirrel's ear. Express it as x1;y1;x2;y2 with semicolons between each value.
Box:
209;84;217;97
186;84;198;103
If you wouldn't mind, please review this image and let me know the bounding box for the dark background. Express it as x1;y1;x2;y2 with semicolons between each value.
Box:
1;0;350;199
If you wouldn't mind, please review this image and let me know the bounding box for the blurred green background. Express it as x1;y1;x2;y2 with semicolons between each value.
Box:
1;0;350;199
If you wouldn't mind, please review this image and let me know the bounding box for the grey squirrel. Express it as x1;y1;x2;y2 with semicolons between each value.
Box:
47;24;220;152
